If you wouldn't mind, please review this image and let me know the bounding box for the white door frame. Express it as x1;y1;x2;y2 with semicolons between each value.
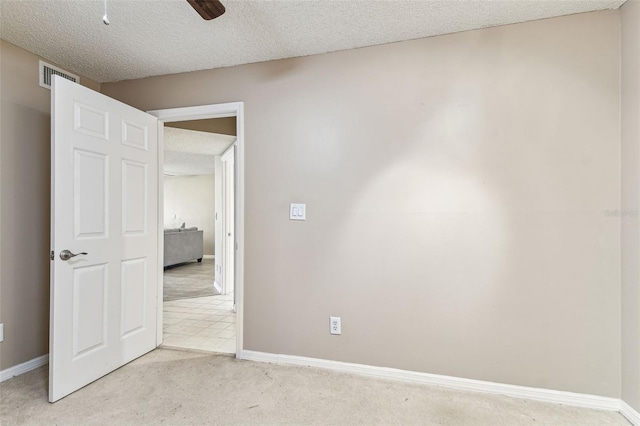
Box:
148;102;245;357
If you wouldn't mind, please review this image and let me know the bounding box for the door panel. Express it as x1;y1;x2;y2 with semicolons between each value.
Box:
50;76;158;402
74;150;108;238
122;160;147;234
122;120;148;150
73;102;109;139
120;258;147;337
72;264;107;357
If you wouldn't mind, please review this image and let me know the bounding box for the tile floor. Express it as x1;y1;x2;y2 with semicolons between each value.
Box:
164;258;217;301
162;292;236;354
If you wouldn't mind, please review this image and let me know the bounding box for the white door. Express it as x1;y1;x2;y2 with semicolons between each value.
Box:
49;76;159;402
214;156;223;290
221;145;235;298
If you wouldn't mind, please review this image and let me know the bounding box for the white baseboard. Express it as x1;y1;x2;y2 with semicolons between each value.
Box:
203;255;215;259
213;280;222;294
240;350;621;412
621;401;640;425
0;354;48;382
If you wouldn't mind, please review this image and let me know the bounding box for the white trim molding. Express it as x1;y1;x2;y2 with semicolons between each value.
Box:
240;350;623;413
0;354;48;382
621;401;640;426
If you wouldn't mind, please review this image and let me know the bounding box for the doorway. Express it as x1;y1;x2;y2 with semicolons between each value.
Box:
149;103;244;357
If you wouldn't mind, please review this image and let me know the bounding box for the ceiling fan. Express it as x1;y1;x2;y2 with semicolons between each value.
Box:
186;0;226;20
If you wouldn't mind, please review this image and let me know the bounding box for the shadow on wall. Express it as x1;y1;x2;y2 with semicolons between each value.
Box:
0;102;52;369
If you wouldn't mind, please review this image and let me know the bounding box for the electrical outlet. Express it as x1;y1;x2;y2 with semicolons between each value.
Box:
330;316;341;335
0;323;4;342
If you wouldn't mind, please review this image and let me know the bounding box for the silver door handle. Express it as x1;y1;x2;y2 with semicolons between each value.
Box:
59;250;88;261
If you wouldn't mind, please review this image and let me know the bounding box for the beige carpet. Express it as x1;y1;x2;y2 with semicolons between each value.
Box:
164;258;218;301
0;349;630;425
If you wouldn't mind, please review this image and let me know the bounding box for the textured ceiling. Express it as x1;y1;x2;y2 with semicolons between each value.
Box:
0;0;626;84
164;127;236;176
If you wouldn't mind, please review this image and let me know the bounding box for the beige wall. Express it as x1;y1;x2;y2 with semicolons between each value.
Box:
164;174;216;255
0;40;100;370
103;11;622;397
621;0;640;413
166;117;236;136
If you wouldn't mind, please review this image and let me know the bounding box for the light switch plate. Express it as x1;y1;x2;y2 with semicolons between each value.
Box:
290;203;306;221
0;324;4;342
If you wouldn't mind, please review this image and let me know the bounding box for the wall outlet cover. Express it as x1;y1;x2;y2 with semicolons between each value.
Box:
330;316;341;335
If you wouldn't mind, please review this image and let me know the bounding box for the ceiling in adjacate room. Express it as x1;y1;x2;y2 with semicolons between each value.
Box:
164;127;236;176
0;0;627;83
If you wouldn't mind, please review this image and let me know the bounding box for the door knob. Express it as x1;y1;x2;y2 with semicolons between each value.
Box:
59;250;88;261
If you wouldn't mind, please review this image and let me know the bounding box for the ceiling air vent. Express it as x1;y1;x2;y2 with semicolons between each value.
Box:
39;60;79;90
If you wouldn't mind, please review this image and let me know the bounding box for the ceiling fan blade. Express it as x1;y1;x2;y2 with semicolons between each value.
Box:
186;0;226;20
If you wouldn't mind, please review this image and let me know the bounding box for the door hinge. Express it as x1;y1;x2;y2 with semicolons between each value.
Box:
50;250;55;261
